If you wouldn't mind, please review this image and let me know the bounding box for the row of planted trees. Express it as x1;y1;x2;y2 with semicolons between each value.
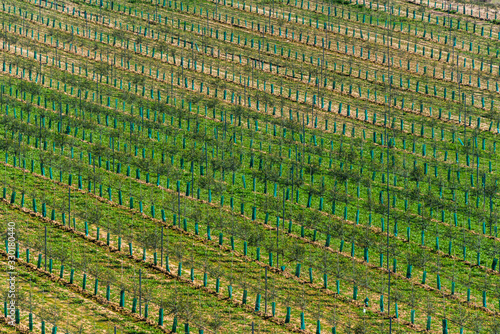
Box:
2;0;500;331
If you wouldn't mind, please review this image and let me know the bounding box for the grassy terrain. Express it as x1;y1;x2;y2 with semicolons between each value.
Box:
0;0;499;332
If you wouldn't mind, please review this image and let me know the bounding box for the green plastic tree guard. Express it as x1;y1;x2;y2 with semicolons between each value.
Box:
285;307;291;323
94;278;99;295
443;319;448;334
120;290;125;307
406;265;412;278
158;308;164;326
242;289;247;304
132;298;137;313
255;294;261;312
295;264;301;277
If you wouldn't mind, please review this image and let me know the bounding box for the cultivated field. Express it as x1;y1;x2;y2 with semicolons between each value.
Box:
0;0;499;332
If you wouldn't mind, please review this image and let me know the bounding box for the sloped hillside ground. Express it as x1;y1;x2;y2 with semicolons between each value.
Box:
0;0;499;332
